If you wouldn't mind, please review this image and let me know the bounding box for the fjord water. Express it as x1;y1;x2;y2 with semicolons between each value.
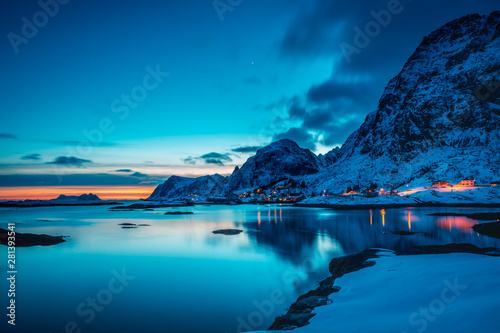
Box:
1;204;500;333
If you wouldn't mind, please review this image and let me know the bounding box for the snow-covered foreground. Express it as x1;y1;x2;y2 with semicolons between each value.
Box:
255;251;500;333
301;186;500;207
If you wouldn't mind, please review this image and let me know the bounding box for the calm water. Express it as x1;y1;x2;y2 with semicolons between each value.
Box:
1;204;500;333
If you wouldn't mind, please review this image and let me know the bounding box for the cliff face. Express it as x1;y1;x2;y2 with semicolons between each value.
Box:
310;11;500;191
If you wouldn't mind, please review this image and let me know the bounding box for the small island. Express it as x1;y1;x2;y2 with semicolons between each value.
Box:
0;228;66;247
212;229;243;235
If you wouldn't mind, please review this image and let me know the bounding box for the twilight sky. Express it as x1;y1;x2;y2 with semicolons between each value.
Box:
0;0;498;198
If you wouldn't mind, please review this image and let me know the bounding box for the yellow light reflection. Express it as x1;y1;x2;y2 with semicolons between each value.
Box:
381;209;386;226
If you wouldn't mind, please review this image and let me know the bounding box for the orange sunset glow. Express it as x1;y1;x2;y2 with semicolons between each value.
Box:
0;186;156;201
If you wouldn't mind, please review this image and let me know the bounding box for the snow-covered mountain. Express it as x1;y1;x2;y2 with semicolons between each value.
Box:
146;11;499;200
147;174;227;200
221;139;321;194
308;11;500;192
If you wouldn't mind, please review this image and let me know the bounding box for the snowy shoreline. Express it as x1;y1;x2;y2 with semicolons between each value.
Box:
258;244;500;333
295;202;500;210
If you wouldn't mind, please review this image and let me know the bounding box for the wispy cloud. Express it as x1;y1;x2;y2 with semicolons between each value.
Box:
231;146;263;153
115;169;132;172
130;172;148;178
21;153;42;160
184;152;233;166
0;133;18;140
46;156;92;166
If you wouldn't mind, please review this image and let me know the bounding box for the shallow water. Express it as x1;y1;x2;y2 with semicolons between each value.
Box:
1;204;499;333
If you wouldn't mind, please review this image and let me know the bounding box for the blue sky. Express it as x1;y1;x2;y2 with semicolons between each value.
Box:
0;0;498;189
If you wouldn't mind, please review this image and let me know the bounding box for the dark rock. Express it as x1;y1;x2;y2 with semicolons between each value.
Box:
402;243;498;255
392;231;423;235
212;229;243;235
0;228;66;247
472;221;500;238
164;211;194;215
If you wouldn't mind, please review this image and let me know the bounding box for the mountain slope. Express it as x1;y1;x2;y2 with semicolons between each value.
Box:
147;174;227;200
222;139;321;194
310;11;500;192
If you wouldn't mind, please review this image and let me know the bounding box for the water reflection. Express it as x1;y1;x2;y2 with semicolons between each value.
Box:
245;207;500;261
435;216;476;233
2;205;500;333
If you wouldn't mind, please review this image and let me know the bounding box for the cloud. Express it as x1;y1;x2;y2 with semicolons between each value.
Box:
0;133;18;140
306;79;372;106
273;127;317;151
267;94;367;149
115;169;132;172
184;152;233;166
46;156;92;166
231;146;263;153
271;0;500;151
201;152;233;166
130;172;148;178
21;153;42;160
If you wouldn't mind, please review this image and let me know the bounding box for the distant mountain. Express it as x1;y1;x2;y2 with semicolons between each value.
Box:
221;139;321;194
77;193;100;201
147;174;227;200
309;11;500;192
53;193;101;202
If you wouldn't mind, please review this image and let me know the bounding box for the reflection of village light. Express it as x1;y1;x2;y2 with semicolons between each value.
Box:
381;209;386;226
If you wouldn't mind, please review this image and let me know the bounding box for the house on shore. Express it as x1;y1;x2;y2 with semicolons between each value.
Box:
432;181;450;188
458;179;475;187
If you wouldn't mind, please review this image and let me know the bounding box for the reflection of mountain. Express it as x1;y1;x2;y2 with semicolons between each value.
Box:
247;210;319;264
243;207;500;262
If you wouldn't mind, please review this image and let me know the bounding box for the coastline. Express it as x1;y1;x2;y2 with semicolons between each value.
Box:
266;244;500;331
294;202;500;210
